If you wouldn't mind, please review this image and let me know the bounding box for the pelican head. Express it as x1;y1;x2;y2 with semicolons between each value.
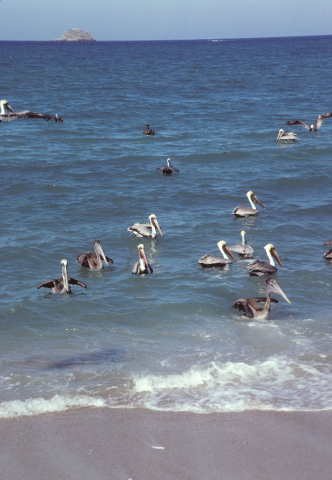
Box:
61;259;69;292
241;230;247;244
94;239;108;266
246;191;265;210
0;100;14;114
277;129;284;140
137;244;148;265
149;214;163;236
266;278;291;304
217;241;237;262
167;158;171;167
264;244;284;268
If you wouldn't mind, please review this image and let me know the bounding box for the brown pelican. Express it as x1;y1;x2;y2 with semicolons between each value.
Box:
37;259;87;294
277;129;297;141
132;244;153;274
286;113;332;131
127;214;163;238
323;239;332;259
230;230;254;258
233;277;291;320
143;124;155;136
232;191;265;217
198;240;237;268
156;158;179;175
0;100;63;122
76;240;113;270
246;243;284;276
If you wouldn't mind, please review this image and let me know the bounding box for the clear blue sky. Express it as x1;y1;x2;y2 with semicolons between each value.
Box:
0;0;331;41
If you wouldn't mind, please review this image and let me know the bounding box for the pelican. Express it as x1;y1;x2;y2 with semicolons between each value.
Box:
286;113;332;131
156;158;179;175
277;129;297;141
143;124;155;136
0;100;63;122
246;243;284;276
230;230;254;258
127;214;163;238
37;259;87;294
232;191;265;217
323;239;332;260
233;277;291;320
198;240;237;268
132;244;153;274
77;240;113;270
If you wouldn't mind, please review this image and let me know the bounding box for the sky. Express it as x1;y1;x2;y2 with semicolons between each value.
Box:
0;0;331;41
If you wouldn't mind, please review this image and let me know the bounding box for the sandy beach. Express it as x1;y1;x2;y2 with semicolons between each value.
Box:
1;408;332;480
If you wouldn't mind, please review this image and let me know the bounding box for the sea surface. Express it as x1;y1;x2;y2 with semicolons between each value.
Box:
1;36;332;418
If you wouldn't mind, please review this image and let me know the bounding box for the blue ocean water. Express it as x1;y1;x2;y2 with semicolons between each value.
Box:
1;36;332;417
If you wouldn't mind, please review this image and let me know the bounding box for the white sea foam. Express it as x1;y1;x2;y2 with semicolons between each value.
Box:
131;358;332;412
0;395;105;418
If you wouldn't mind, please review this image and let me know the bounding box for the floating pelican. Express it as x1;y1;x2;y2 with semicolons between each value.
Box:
323;239;332;260
156;158;179;175
128;214;163;238
286;113;332;131
132;244;153;274
246;243;284;276
77;240;113;270
277;129;297;141
232;191;265;217
230;230;254;258
0;100;63;122
198;240;237;268
143;124;155;136
37;259;87;294
233;277;291;320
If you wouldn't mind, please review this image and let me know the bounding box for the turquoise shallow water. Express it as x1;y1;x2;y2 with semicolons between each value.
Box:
1;37;332;417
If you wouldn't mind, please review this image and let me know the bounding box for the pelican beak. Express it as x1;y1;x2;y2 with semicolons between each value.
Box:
271;247;284;269
152;217;163;236
61;259;69;292
252;194;265;209
139;245;148;265
224;244;237;262
5;103;14;113
94;240;108;266
268;279;291;304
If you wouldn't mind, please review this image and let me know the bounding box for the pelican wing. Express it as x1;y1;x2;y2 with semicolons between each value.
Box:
37;279;56;289
170;166;179;172
156;166;166;171
286;120;310;130
148;264;153;273
105;255;114;263
68;278;87;288
198;254;229;267
128;223;152;237
246;260;277;276
230;245;254;257
1;110;57;121
76;253;91;268
315;113;332;129
324;239;332;246
232;206;258;216
232;299;254;318
132;261;140;274
323;249;332;259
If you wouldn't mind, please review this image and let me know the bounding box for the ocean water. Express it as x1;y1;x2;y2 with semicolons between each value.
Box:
1;36;332;418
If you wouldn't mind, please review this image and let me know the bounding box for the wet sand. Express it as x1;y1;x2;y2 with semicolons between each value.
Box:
1;408;332;480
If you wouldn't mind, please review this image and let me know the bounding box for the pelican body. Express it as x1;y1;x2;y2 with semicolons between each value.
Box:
37;259;87;294
143;124;155;136
246;243;284;276
323;239;332;259
156;158;179;175
233;277;291;320
198;240;237;268
0;100;63;122
286;113;332;131
128;214;163;238
232;191;265;217
77;240;113;270
230;230;254;258
277;129;297;141
132;244;153;274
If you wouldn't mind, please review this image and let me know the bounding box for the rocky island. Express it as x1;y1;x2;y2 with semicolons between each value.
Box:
52;29;96;42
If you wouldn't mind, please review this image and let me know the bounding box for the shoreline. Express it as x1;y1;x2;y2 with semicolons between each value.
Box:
2;407;332;480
